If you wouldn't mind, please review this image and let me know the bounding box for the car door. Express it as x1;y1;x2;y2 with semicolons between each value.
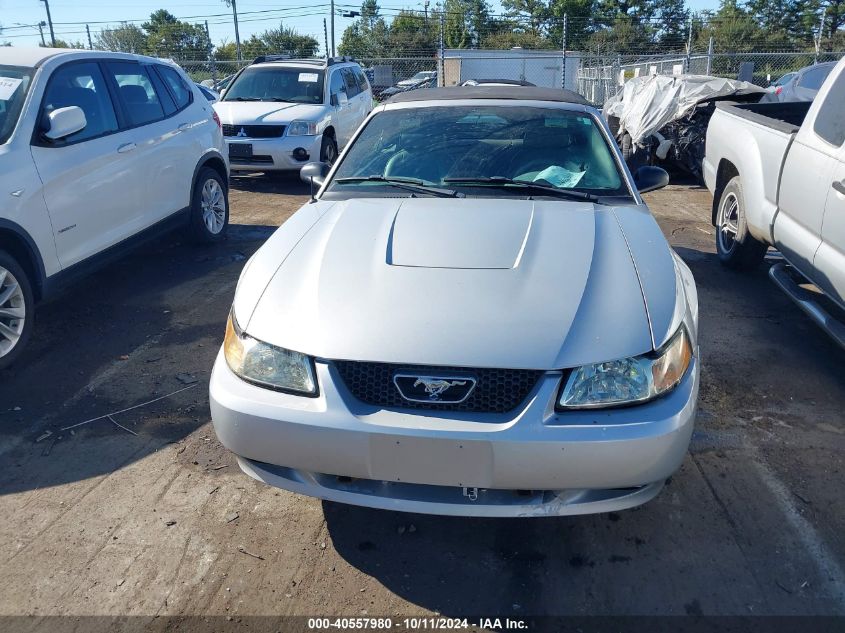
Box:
29;60;139;269
791;65;831;102
328;68;351;146
341;67;366;139
104;60;192;229
810;69;845;308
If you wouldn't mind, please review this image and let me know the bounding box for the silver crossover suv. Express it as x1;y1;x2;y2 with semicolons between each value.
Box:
210;87;700;517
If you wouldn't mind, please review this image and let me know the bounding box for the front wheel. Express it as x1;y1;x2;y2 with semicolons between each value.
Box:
320;134;338;166
0;250;34;370
189;167;229;244
715;176;767;270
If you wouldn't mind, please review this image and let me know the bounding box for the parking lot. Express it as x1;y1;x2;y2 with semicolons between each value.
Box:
1;175;844;622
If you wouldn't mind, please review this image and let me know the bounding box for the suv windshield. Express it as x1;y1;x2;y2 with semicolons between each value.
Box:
223;66;324;104
0;65;33;145
328;105;630;198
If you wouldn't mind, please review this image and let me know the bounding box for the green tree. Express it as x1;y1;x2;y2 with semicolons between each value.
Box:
695;0;763;53
142;9;210;59
259;23;319;57
94;23;147;53
43;39;86;49
388;10;437;55
338;0;390;57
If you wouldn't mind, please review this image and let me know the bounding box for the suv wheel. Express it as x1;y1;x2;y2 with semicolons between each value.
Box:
0;250;34;370
189;167;229;243
320;134;338;165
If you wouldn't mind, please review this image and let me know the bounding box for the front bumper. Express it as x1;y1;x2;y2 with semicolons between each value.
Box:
225;134;323;172
210;352;699;517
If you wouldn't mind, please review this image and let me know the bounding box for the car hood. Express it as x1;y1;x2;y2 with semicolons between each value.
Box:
242;198;680;369
213;101;324;125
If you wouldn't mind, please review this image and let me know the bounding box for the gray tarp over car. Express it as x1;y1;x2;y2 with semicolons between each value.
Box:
604;74;766;144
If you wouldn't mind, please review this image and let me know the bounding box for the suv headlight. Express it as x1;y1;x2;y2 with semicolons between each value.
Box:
557;327;692;410
223;311;317;395
287;120;318;136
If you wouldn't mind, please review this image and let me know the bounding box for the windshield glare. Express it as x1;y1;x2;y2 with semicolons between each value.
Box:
329;105;628;197
0;65;33;145
223;67;324;104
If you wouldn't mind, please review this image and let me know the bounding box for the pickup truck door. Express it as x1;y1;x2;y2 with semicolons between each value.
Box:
775;135;836;277
811;66;845;308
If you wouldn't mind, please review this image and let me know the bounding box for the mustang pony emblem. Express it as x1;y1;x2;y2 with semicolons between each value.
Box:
413;377;468;401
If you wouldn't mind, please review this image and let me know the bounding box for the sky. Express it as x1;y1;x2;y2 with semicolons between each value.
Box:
0;0;722;51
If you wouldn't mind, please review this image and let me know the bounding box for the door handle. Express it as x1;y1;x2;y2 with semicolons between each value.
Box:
833;180;845;196
177;122;191;132
117;142;136;154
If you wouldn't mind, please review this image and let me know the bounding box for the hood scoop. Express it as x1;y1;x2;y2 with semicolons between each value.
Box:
386;199;534;269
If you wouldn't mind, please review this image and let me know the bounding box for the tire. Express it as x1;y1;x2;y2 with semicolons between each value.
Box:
320;133;338;166
715;176;768;270
0;250;34;370
189;167;229;244
621;132;634;161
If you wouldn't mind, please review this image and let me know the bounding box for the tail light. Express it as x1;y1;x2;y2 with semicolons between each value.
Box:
775;86;783;95
212;111;222;129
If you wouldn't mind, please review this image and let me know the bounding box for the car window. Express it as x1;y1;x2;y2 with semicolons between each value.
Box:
329;70;345;99
342;68;360;98
0;65;33;145
157;65;192;110
354;67;369;93
106;62;166;127
223;66;324;104
40;61;118;143
814;69;845;147
329;105;628;196
798;65;832;90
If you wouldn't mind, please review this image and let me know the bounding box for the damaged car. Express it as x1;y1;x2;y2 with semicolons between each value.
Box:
605;74;766;182
210;87;700;517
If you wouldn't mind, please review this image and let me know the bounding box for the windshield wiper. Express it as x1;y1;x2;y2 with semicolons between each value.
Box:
226;96;261;101
334;176;461;198
443;176;599;202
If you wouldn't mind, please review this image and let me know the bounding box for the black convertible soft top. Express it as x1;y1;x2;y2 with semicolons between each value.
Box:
386;85;591;106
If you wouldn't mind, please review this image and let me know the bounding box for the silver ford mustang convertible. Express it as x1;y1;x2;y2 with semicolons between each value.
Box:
210;87;700;517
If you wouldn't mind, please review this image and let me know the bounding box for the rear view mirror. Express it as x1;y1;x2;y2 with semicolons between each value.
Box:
44;106;86;141
330;93;339;107
633;166;670;194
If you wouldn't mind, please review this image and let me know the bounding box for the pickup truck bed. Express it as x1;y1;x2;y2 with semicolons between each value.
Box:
714;101;811;135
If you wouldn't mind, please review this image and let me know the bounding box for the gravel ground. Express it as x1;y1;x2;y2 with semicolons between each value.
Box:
1;174;844;626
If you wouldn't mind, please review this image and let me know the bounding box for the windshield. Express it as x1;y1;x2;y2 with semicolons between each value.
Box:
0;65;33;145
223;66;324;104
328;105;629;198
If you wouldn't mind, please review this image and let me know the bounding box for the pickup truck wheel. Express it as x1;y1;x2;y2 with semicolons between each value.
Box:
716;177;767;270
0;250;34;370
320;134;338;165
189;167;229;244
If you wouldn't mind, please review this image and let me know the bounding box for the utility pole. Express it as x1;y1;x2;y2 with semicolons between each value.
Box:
86;24;93;49
330;0;336;58
229;0;242;61
40;0;56;47
323;18;329;59
205;21;217;86
814;5;828;63
685;17;693;73
561;13;568;90
37;21;46;47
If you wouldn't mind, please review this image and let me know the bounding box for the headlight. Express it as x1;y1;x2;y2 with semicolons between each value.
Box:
558;327;692;409
223;312;317;395
287;120;318;136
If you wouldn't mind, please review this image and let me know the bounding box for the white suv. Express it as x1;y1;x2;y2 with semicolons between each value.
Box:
213;56;372;172
0;48;229;368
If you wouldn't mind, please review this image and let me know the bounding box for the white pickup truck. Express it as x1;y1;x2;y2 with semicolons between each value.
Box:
703;57;845;346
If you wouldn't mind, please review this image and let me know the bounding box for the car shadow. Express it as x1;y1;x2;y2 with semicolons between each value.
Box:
230;171;311;196
0;223;275;496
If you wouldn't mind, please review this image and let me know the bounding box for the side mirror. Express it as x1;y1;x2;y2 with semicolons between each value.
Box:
330;93;340;107
300;161;330;186
633;166;669;194
44;106;87;141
